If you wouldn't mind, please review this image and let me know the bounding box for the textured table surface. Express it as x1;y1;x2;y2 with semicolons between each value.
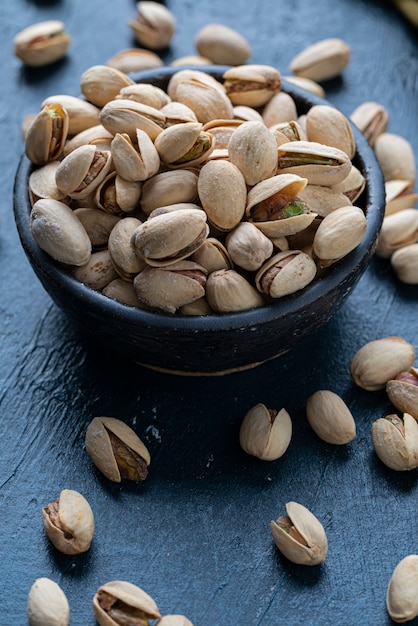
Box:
1;1;418;624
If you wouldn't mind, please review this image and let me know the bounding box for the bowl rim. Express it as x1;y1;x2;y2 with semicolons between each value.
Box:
13;65;386;335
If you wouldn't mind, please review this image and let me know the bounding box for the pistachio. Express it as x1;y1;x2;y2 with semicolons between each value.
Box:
42;94;100;135
178;297;213;316
289;38;351;81
73;208;120;250
160;101;199;125
27;578;70;626
116;83;171;108
255;250;317;298
375;209;418;258
372;413;418;471
223;64;281;107
233;105;264;123
63;124;114;157
270;501;328;565
386;368;418;420
154;122;215;168
277;140;352;187
202;118;243;149
102;278;143;308
190;237;232;273
140;170;199;216
391;243;418;284
306;390;356;444
157;615;194;626
298;184;352;218
197;160;247;231
170;55;212;67
108;217;146;280
194;23;251;66
330;164;366;203
312;205;367;267
95;171;142;215
128;1;176;50
206;269;265;313
28;161;68;206
42;489;94;555
80;65;134;107
350;101;389;147
25;103;69;166
111;129;160;182
350;336;416;391
55;144;113;200
93;580;161;626
107;48;163;74
262;91;298;127
226;222;273;271
100;98;165;141
30;198;91;266
14;20;71;67
85;416;151;482
228;121;278;186
386;555;418;622
306;104;355;159
283;75;325;98
239;404;292;461
374;132;416;184
384;180;418;216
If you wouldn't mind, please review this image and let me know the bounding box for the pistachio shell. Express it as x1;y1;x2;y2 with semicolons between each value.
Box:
73;208;120;249
63;124;114;156
225;222;273;271
157;616;194;626
93;580;161;626
195;23;251;65
28;161;68;205
206;269;265;313
128;1;176;50
283;75;325;98
386;372;418;420
102;278;143;308
116;83;170;108
372;413;418;471
391;244;418;284
27;578;70;626
25;103;69;166
350;101;389;146
350;337;416;391
386;555;418;623
42;94;100;135
306;104;355;159
239;404;292;461
108;217;146;280
306;390;356;444
298;184;352;217
289;38;350;81
223;64;281;107
228;121;278;186
384;180;418;216
107;48;163;73
100;98;165;141
197;160;247;231
140;170;198;216
14;20;71;67
375;209;418;258
80;65;134;107
73;249;118;291
255;250;317;298
312;205;367;267
154;122;214;168
111;129;160;182
374;132;416;184
55;144;113;199
277;140;352;186
168;70;233;124
262;91;298;127
42;489;94;555
190;237;232;273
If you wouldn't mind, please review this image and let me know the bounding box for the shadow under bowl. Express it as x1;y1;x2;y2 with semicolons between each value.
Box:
13;66;385;375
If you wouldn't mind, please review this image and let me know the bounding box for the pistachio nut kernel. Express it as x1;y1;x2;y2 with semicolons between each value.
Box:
25;103;69;166
386;555;418;623
223;64;281;107
371;413;418;471
14;20;71;67
27;578;70;626
386;369;418;421
306;390;356;445
255;250;317;299
350;337;416;391
128;1;176;50
157;616;194;626
93;580;161;626
195;23;251;66
289;38;351;82
391;244;418;284
270;501;328;565
206;269;265;313
85;416;151;482
42;489;94;555
239;404;292;461
312;205;367;267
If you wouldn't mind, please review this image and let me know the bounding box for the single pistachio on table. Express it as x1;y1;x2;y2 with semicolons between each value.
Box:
111;129;160;182
206;269;265;313
270;501;328;565
72;249;118;291
306;104;356;159
225;222;273;271
85;416;151;482
55;144;113;201
239;404;292;461
306;390;356;445
128;1;176;50
30;198;91;266
197;160;247;232
350;337;416;391
227;121;278;186
289;37;351;82
157;615;194;626
14;20;71;67
312;205;367;268
349;101;389;147
25;103;69;166
194;23;251;66
256;250;317;299
391;243;418;284
93;580;161;626
386;368;418;420
373;132;416;184
371;412;418;471
384;179;418;216
375;209;418;258
222;64;281;107
42;489;94;555
27;577;70;626
107;48;163;74
386;555;418;623
80;65;134;108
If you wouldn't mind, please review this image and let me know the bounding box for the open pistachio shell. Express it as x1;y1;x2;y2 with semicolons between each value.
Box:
239;404;292;461
100;98;165;141
154;121;215;168
42;94;100;135
223;64;281;107
55;144;113;200
384;179;418;216
111;129;160;182
14;20;71;67
386;373;418;421
256;250;317;298
93;580;161;626
42;489;94;555
277;140;352;186
372;413;418;471
25;103;69;166
128;1;176;50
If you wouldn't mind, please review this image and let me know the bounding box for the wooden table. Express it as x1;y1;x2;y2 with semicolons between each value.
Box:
1;0;418;623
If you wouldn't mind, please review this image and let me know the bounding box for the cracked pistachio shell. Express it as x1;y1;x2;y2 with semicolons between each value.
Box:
306;390;356;445
73;208;120;250
25;103;69;166
117;83;171;109
256;250;317;298
30;198;91;266
223;64;281;107
372;413;418;471
350;101;389;147
14;20;71;67
386;369;418;420
80;65;134;107
157;616;194;626
350;337;416;391
270;120;307;145
225;222;273;271
246;173;315;237
108;217;146;280
374;132;416;184
160;101;198;125
95;171;142;214
63;124;113;156
206;269;265;313
330;164;366;204
42;94;100;135
128;1;175;50
73;249;118;291
391;244;418;284
239;404;292;461
277;140;352;186
386;555;418;623
93;580;161;626
27;578;70;626
42;489;94;555
289;38;350;81
154;122;215;168
385;180;418;216
306;104;355;159
190;237;232;273
298;184;352;217
228;121;278;186
133;260;207;314
312;205;367;267
198;160;247;231
29;161;68;205
140;170;198;216
132;207;209;267
202;118;243;149
168;70;234;124
107;48;163;74
100;99;165;141
195;23;251;66
111;129;160;182
270;501;328;565
55;144;113;200
375;209;418;258
85;416;151;482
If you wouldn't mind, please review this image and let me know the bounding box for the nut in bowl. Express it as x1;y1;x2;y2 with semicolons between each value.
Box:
14;66;385;375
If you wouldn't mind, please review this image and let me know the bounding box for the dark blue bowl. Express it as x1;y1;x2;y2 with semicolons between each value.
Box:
13;66;385;375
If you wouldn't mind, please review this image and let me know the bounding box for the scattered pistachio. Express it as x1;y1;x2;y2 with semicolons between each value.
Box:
85;416;151;482
306;390;356;444
270;501;328;565
386;555;418;623
239;404;292;461
93;580;161;625
27;578;70;626
386;368;418;420
289;38;351;82
42;489;95;555
157;616;194;626
14;20;71;67
194;23;251;66
371;413;418;471
128;1;176;50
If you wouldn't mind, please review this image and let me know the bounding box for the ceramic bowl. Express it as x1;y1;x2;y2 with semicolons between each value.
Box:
13;66;385;375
